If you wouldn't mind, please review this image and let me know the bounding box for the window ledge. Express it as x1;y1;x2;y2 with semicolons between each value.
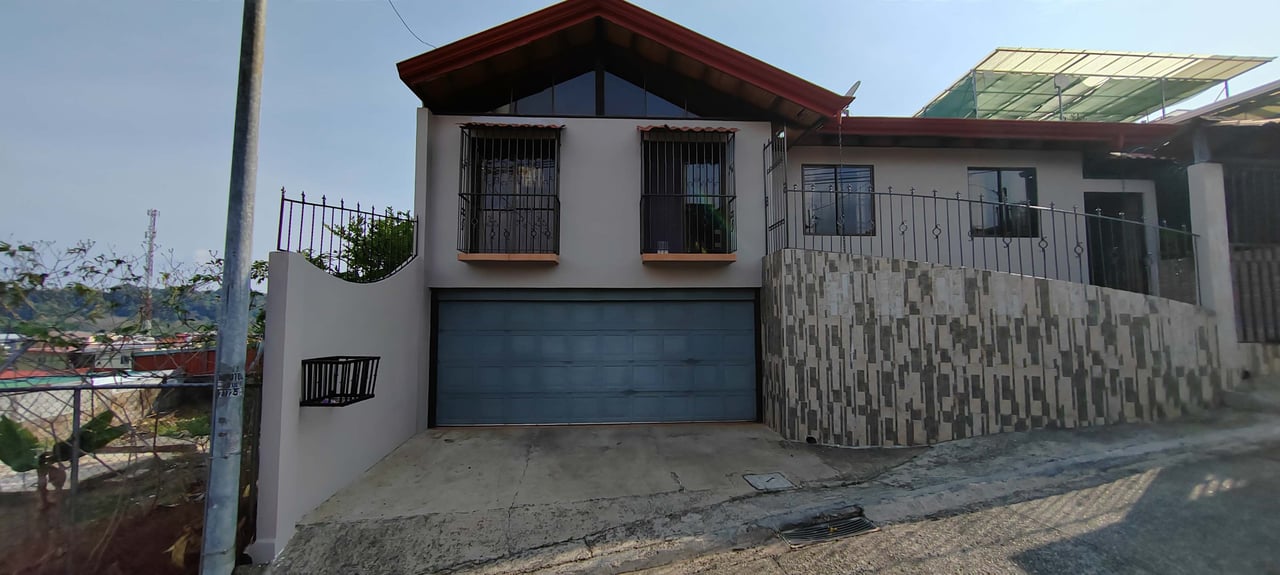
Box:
641;253;736;264
458;253;558;264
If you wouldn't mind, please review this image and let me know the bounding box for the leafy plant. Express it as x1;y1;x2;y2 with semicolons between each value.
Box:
49;409;129;463
0;415;41;473
326;209;415;282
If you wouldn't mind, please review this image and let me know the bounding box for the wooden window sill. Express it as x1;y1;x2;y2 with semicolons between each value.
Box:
641;253;736;263
458;253;559;263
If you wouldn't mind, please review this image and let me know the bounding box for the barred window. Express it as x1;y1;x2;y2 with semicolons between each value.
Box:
458;125;562;254
640;129;736;254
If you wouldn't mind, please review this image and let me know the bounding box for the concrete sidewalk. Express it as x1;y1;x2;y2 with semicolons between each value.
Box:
266;410;1280;575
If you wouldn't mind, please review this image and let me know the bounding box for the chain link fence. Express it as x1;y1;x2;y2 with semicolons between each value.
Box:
0;380;260;575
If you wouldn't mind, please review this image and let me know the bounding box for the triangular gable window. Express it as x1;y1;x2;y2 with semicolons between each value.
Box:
489;70;696;118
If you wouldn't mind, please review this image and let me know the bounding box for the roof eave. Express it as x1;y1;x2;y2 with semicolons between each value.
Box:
815;116;1179;150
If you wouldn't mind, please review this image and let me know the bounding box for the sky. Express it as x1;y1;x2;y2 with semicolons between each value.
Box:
2;0;1276;267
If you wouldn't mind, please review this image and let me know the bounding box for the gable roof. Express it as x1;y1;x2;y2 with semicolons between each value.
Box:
396;0;850;127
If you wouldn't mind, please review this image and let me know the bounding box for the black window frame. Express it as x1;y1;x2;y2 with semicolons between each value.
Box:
457;125;562;254
968;167;1041;238
800;164;877;237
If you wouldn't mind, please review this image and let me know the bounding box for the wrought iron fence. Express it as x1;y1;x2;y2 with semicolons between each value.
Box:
277;189;417;283
641;194;737;254
766;185;1200;304
0;380;261;574
457;193;560;254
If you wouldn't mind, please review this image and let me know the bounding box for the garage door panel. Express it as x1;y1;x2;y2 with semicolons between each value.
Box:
435;292;757;425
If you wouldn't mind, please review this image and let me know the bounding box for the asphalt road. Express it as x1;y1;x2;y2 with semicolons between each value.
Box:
645;443;1280;575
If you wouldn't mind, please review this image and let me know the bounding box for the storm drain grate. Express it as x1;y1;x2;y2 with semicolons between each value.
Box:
777;515;879;548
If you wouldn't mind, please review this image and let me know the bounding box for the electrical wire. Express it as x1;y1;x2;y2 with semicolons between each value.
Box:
388;0;436;49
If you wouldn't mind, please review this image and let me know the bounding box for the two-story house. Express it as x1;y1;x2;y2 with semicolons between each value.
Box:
252;0;1253;561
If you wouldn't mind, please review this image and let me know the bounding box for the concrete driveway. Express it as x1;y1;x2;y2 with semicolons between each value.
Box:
275;424;922;574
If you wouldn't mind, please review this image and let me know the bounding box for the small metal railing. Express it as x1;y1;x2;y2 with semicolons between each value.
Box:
641;194;737;254
300;356;380;407
277;189;417;283
457;193;560;254
766;186;1200;304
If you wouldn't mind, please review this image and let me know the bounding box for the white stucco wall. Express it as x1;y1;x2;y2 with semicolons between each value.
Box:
249;251;426;562
782;146;1164;286
419;111;771;289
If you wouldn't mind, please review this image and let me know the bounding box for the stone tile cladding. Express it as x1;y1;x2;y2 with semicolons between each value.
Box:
1243;343;1280;378
762;249;1224;447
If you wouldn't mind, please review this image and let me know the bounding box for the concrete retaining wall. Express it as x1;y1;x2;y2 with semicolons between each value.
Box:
250;251;426;562
762;249;1224;447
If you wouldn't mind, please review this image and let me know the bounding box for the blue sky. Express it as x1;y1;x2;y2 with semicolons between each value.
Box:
2;0;1275;265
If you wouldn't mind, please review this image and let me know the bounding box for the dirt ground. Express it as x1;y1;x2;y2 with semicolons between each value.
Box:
0;454;209;575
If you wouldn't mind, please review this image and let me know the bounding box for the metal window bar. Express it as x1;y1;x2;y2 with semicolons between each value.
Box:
763;127;788;253
641;130;736;254
276;190;417;283
458;126;562;255
765;186;1201;305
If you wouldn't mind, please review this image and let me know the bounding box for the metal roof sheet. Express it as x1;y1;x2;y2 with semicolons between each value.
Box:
635;125;739;132
1157;78;1280;123
917;48;1272;122
459;122;565;129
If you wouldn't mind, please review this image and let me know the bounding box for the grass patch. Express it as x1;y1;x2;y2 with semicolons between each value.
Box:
156;415;210;439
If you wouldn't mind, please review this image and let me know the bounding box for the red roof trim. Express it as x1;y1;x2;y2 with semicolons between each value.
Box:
818;116;1179;149
636;125;739;133
397;0;850;119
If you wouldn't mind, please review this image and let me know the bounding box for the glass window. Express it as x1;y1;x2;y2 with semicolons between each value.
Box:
801;165;875;236
495;71;696;118
645;91;687;118
553;72;595;116
513;85;553;115
968;168;1039;237
603;72;645;116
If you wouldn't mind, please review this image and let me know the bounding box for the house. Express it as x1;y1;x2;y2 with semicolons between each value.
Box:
251;0;1275;561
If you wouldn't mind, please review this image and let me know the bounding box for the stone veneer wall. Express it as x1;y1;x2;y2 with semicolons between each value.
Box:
1243;343;1280;378
762;249;1225;447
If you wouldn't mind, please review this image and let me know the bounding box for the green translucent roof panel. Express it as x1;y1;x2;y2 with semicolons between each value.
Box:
917;48;1273;122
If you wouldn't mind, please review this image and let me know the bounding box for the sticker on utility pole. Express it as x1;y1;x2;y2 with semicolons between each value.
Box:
217;369;245;398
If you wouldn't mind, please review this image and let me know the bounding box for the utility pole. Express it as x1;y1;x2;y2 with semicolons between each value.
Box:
142;209;158;333
201;0;265;573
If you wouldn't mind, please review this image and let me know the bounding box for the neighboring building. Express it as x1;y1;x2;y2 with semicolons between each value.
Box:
251;0;1273;561
1154;91;1280;368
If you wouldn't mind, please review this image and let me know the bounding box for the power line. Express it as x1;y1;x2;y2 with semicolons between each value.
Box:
388;0;436;49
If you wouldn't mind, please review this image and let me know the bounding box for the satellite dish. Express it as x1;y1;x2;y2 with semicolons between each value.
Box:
1053;74;1072;91
844;81;862;99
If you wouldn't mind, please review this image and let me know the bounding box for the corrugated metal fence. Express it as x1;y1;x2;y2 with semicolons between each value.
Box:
1226;163;1280;343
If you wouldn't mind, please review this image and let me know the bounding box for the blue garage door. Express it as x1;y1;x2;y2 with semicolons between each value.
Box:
435;290;757;425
